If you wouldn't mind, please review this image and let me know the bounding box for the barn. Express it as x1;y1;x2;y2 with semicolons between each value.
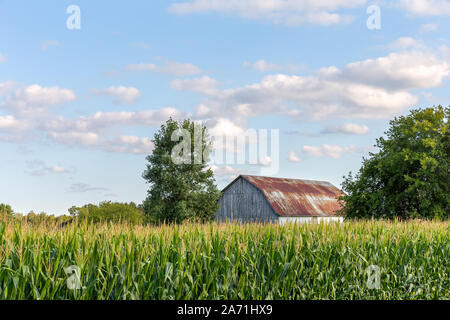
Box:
216;175;344;224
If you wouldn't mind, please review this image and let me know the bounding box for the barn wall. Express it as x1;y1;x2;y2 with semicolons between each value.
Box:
215;177;278;223
278;217;344;225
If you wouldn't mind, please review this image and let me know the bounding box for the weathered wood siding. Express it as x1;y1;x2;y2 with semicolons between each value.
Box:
215;177;278;223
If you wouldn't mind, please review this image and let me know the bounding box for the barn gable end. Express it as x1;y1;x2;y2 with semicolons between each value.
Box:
216;176;278;223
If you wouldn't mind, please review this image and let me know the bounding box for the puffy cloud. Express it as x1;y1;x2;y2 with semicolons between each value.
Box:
301;144;357;158
126;60;203;76
288;151;302;162
39;106;188;155
258;156;272;166
190;51;449;122
81;108;186;128
171;76;220;95
1;84;76;116
104;135;154;154
0;115;33;142
337;51;449;90
0;80;178;155
168;0;364;26
0;54;7;63
49;131;100;146
44;107;188;134
92;86;141;104
321;123;370;135
0;115;20;129
49;131;154;155
208;118;246;137
207;118;249;153
401;0;450;16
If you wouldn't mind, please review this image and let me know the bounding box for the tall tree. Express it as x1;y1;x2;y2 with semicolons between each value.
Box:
341;106;449;220
143;118;220;223
0;204;13;216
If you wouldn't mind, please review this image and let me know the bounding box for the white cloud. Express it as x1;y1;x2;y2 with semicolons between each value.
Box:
67;183;109;193
41;107;186;154
208;118;246;137
190;50;448;123
168;0;364;26
50;131;100;146
126;60;203;76
208;118;247;152
0;81;15;95
0;80;176;155
195;104;212;117
387;37;423;50
288;151;302;162
171;76;220;95
302;144;357;158
244;59;307;73
42;108;187;136
26;160;70;176
401;0;450;16
334;51;449;90
244;60;284;72
49;131;154;155
0;114;33;142
258;156;272;166
1;84;76;116
72;108;187;129
210;165;245;181
92;86;141;104
41;40;60;51
0;54;7;63
0;115;31;131
321;123;370;135
0;115;18;129
419;23;438;33
210;165;240;176
105;135;154;154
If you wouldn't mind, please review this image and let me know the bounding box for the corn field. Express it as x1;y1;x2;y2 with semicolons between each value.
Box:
0;220;448;300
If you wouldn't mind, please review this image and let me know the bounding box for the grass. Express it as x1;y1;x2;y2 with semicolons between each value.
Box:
0;219;448;300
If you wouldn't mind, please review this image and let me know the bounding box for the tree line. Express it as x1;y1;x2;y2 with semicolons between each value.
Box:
2;105;448;224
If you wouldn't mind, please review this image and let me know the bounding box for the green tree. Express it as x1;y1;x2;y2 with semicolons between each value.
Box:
68;201;143;224
143;118;220;223
340;106;449;220
0;204;13;218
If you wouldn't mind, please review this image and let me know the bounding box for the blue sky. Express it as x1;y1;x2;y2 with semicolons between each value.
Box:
1;0;449;215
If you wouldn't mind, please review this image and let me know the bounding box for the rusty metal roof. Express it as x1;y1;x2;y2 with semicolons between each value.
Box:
240;175;344;217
